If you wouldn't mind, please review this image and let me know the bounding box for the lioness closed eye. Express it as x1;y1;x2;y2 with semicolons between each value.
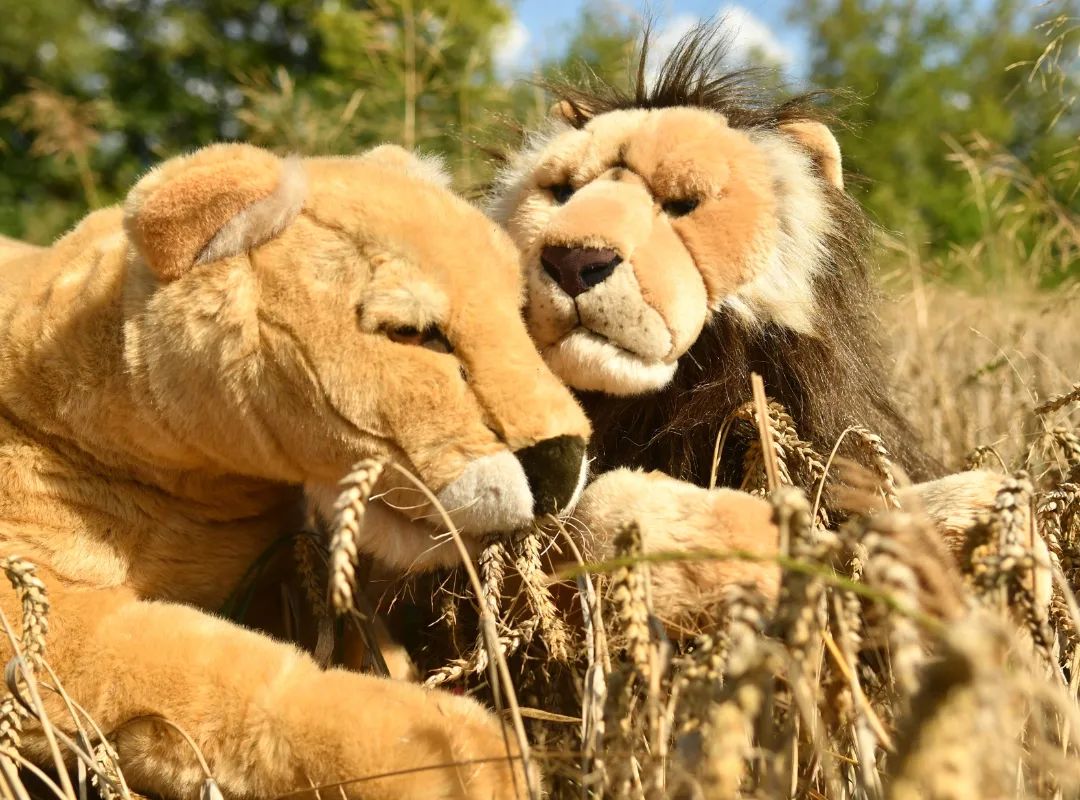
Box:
0;142;590;799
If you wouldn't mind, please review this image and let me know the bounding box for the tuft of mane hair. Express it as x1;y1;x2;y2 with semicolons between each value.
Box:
545;20;833;131
543;21;942;485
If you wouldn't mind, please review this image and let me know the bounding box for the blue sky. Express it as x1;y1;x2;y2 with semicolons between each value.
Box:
498;0;809;80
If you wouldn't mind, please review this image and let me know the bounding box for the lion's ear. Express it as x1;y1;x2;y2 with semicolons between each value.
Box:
549;99;593;128
124;143;306;281
779;121;844;190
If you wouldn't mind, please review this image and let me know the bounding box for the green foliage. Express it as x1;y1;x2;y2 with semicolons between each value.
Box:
791;0;1079;280
0;0;512;241
541;2;637;88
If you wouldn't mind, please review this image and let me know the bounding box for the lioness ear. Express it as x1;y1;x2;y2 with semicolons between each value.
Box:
358;144;452;189
779;121;844;190
549;99;593;128
124;143;306;281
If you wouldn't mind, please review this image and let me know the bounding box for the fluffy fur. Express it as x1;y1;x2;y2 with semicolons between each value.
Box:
486;24;1006;626
0;142;595;799
490;24;938;485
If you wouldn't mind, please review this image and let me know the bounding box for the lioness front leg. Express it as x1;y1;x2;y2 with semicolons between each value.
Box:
16;583;524;800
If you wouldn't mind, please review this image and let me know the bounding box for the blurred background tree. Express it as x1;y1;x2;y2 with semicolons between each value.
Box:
0;0;513;238
0;0;1075;285
792;0;1079;285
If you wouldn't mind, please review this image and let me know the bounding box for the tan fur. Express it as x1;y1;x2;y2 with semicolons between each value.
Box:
0;142;594;799
780;120;844;190
124;143;290;280
0;234;42;260
362;144;454;188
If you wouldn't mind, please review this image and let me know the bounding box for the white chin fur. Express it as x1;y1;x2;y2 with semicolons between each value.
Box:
435;451;534;534
307;465;526;573
544;330;677;396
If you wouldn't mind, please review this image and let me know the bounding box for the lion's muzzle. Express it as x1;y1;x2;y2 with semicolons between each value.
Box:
436;435;587;533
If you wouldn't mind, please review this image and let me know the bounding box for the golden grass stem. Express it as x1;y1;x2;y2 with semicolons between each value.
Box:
386;461;538;800
820;629;894;751
751;373;780;494
0;608;74;800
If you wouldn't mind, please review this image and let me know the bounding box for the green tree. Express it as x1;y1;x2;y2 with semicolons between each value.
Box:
790;0;1079;269
0;0;513;242
491;1;637;151
542;2;638;89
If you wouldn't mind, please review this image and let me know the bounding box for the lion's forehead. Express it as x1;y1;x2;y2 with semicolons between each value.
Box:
538;107;770;199
299;160;523;296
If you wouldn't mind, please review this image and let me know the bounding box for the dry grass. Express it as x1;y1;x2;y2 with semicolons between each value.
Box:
0;282;1076;800
394;381;1080;800
885;282;1080;472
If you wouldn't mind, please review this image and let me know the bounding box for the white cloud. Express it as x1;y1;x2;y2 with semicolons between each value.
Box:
647;4;793;82
494;18;531;77
720;5;793;67
653;12;700;64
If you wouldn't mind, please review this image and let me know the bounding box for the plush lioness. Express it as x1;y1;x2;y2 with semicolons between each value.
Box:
0;142;593;799
487;25;1008;620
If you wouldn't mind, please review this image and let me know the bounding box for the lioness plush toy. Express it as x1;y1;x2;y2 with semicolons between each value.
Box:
0;142;596;799
487;25;1006;619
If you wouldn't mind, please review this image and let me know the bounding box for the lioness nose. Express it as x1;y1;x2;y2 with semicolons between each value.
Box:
514;435;587;516
540;246;622;298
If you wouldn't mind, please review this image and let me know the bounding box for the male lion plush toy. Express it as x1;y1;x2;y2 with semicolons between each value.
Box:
486;24;1011;621
0;142;594;798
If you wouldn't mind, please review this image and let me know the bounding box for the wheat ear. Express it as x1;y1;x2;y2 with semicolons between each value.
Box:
328;459;384;615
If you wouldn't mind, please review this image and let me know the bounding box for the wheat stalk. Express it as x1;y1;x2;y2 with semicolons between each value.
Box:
1036;382;1080;415
0;557;48;669
0;557;49;758
511;527;571;663
327;459;384;615
852;426;901;509
600;520;653;800
969;473;1055;659
769;486;826;664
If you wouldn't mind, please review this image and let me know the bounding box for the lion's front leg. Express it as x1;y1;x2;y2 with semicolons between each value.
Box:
12;581;525;800
571;469;780;632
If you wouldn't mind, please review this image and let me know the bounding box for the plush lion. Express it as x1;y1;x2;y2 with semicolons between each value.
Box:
486;25;1007;619
0;142;594;799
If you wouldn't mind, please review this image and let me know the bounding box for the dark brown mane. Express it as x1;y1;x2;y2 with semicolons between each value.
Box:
545;20;834;132
547;22;942;484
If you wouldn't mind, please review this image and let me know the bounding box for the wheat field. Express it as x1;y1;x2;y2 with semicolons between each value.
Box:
0;72;1078;800
0;227;1078;800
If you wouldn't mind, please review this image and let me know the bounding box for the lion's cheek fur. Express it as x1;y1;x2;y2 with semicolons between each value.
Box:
674;168;779;310
575;263;672;361
627;220;708;360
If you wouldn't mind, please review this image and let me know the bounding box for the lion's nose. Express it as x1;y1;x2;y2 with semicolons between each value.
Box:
540;246;622;298
515;435;587;516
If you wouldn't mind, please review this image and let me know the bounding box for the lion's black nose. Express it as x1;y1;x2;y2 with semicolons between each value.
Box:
514;435;587;516
540;246;622;298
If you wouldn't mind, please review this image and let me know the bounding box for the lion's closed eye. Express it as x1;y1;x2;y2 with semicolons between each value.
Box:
386;324;454;354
